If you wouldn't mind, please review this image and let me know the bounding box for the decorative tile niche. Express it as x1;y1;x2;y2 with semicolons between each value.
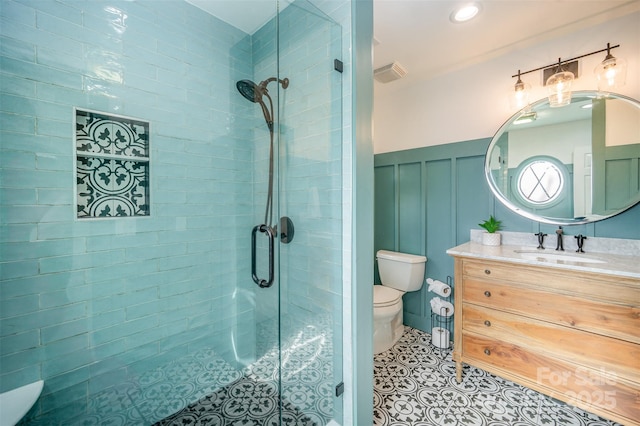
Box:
75;109;150;218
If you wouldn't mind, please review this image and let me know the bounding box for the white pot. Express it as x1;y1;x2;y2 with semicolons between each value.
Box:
482;232;501;246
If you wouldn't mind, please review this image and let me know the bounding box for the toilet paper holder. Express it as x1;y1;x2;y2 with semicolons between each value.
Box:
429;275;453;355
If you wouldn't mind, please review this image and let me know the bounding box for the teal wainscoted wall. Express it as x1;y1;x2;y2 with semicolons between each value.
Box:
374;138;640;334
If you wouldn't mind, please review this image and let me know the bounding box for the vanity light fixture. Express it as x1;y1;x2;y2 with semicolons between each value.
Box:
450;3;481;23
594;43;627;92
510;70;531;110
546;58;574;107
511;43;624;108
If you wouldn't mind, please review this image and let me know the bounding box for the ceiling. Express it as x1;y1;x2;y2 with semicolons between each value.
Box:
187;0;640;87
186;0;288;34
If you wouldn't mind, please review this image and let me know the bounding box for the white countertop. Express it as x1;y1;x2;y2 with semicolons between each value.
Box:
447;241;640;279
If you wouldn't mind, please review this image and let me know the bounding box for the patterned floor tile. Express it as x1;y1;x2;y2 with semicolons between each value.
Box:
38;323;621;425
152;315;335;425
373;326;622;426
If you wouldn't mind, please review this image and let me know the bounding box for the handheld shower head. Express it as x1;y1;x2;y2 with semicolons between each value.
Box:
235;76;289;228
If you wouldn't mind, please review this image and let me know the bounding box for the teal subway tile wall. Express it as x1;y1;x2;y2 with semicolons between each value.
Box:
1;0;253;420
0;0;355;424
374;139;640;333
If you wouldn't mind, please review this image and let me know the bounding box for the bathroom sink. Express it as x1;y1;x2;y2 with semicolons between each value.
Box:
513;250;607;264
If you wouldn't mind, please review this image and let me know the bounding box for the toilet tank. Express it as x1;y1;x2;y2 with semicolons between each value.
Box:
376;250;427;292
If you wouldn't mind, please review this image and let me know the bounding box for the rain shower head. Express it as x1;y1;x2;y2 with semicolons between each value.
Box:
237;79;261;103
236;77;290;133
236;77;290;103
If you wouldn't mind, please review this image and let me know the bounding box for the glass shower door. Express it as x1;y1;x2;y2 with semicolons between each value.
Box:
275;1;344;425
241;0;343;424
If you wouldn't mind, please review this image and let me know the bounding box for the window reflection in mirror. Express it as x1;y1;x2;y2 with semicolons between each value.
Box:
517;159;565;205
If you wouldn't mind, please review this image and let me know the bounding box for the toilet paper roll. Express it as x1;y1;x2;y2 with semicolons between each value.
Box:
431;327;450;349
430;297;454;317
426;278;451;297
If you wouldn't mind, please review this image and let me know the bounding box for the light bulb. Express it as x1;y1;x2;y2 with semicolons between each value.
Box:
450;3;481;23
546;70;574;108
510;71;531;110
596;57;627;91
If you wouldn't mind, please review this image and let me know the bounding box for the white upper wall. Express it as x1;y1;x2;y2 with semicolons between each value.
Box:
373;11;640;154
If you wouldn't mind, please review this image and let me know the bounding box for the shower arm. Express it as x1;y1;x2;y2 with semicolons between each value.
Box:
260;77;289;90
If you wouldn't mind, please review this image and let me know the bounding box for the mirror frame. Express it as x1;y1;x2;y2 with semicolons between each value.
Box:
485;91;640;225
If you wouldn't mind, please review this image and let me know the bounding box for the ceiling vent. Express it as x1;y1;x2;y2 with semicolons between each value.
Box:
374;62;407;83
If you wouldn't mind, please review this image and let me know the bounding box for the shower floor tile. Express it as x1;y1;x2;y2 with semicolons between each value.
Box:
373;326;622;426
153;317;334;426
21;312;335;426
41;348;245;426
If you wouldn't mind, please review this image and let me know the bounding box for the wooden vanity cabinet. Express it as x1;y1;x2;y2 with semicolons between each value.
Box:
451;256;640;426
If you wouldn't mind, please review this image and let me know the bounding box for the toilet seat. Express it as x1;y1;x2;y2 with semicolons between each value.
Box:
374;286;402;308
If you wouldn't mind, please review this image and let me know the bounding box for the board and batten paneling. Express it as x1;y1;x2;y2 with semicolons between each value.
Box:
374;138;640;334
374;139;490;332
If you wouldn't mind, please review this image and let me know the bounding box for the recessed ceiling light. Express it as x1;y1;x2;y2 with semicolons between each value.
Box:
450;3;481;23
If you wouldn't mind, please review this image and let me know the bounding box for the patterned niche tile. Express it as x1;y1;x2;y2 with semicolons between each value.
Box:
75;109;150;218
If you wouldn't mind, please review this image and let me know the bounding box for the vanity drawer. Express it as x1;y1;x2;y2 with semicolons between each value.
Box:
461;259;639;306
462;277;640;344
462;304;640;383
461;332;640;426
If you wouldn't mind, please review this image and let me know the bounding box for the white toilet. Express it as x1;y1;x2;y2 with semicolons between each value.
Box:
374;250;427;354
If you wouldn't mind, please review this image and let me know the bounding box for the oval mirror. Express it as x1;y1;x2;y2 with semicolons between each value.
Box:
486;91;640;225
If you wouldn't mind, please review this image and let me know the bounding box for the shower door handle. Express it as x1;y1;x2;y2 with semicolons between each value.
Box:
251;224;275;288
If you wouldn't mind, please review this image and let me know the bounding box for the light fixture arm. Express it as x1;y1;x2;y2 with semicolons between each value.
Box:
511;44;620;79
514;69;524;88
553;58;563;73
603;42;615;61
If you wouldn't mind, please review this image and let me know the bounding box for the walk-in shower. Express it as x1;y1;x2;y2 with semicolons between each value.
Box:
0;0;346;424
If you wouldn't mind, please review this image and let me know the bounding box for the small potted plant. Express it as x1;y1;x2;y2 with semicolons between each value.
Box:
479;215;502;246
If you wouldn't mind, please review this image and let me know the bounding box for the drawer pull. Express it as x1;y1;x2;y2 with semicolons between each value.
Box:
484;269;491;275
484;291;491;297
484;320;491;327
484;349;491;356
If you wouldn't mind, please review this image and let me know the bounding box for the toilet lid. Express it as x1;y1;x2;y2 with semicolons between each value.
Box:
374;286;402;307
